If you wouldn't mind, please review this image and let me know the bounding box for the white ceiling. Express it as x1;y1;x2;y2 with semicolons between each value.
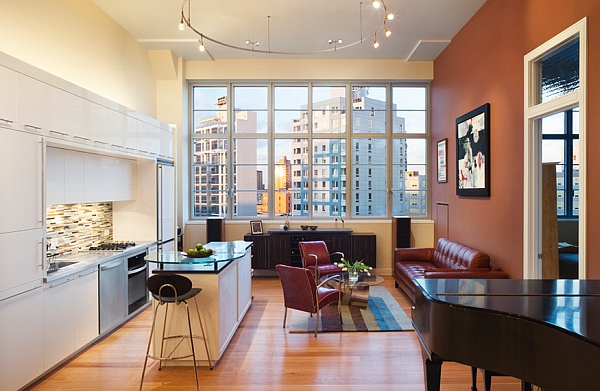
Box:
92;0;486;62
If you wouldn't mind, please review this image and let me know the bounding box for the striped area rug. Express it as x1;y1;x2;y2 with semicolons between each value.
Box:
287;286;414;333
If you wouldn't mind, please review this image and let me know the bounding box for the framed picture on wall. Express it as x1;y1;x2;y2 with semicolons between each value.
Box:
437;138;448;183
456;103;490;196
250;220;263;235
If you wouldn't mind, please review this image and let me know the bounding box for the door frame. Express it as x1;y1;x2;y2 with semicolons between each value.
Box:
523;18;587;279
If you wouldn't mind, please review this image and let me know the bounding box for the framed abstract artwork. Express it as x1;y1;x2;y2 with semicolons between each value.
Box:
456;103;490;196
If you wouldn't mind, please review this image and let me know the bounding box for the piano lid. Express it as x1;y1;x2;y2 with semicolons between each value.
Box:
414;278;600;347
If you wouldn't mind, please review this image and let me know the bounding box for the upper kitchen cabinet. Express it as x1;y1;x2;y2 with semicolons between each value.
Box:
125;116;137;151
16;73;44;133
64;149;85;204
69;93;91;142
46;147;65;206
160;126;174;159
0;128;42;233
89;101;109;145
44;85;70;138
84;152;103;203
0;65;17;128
109;109;127;148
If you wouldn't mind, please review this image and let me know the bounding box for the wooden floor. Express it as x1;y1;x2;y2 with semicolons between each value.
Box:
26;276;525;391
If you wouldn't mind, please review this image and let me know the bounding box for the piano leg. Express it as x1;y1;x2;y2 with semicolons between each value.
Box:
471;367;478;391
423;358;442;391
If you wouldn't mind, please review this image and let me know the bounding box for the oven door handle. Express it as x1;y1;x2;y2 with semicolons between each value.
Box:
128;264;147;275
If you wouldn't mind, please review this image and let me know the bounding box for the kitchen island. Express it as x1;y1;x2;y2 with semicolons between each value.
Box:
144;241;253;366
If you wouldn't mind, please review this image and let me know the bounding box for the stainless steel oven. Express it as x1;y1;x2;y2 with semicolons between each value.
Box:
127;250;148;314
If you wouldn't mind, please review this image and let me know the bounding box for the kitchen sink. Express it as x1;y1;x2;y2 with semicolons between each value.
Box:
47;260;79;273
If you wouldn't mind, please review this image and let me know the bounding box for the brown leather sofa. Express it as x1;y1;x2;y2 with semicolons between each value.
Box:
393;238;508;302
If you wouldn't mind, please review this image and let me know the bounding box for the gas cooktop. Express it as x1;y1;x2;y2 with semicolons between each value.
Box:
88;241;137;251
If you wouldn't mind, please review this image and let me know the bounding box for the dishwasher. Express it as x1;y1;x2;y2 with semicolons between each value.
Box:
99;257;127;334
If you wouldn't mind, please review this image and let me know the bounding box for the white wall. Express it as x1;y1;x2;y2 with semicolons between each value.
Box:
0;0;157;116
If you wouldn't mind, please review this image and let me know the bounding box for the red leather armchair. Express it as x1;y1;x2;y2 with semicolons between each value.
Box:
298;241;344;281
276;264;342;336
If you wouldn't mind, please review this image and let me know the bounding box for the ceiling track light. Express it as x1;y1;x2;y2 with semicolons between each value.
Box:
178;0;394;59
245;39;260;51
328;39;343;51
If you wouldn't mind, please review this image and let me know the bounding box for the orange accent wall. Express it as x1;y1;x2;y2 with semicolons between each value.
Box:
431;0;600;278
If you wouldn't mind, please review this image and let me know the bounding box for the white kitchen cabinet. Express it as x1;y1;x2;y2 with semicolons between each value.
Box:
101;155;117;201
109;109;126;147
44;85;70;138
45;147;65;205
84;152;102;202
43;275;75;371
125;116;137;150
0;65;17;128
64;149;85;204
73;267;99;351
160;127;174;159
0;128;42;233
90;101;109;145
69;93;91;142
16;73;44;133
0;285;44;391
0;229;44;293
136;119;149;153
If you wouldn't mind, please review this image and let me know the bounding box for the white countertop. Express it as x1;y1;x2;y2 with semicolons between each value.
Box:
44;242;156;283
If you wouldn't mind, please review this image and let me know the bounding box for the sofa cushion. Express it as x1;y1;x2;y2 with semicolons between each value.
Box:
396;261;440;281
432;238;490;269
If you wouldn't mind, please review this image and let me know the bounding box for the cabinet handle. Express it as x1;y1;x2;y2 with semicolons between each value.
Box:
79;269;98;277
94;140;109;145
49;129;69;137
49;278;74;288
1;285;42;302
0;118;14;124
25;124;42;130
73;135;91;141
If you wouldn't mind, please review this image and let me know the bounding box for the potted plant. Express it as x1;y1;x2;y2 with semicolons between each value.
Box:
334;259;373;284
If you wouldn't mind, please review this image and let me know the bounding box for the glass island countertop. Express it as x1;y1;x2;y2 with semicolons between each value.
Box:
145;241;252;273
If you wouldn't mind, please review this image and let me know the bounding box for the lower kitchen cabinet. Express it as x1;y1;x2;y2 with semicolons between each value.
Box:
74;267;99;351
43;274;75;370
43;265;99;371
0;284;44;391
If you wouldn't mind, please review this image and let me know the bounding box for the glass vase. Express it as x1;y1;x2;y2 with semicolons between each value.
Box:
348;270;359;284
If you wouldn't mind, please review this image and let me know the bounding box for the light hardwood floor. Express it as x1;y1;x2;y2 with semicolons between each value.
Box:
26;276;524;391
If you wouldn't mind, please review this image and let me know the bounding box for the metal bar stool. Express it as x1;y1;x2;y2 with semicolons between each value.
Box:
140;273;212;391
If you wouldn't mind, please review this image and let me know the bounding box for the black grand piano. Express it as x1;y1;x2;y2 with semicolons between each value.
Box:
412;278;600;391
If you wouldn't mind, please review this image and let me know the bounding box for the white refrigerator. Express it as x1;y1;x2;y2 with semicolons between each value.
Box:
157;162;176;256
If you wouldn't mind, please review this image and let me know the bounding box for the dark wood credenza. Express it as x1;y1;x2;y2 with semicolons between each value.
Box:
244;229;376;270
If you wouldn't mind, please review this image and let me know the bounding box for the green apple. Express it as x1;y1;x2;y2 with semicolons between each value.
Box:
196;243;204;250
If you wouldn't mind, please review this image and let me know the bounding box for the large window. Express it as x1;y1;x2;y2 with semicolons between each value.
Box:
190;83;428;219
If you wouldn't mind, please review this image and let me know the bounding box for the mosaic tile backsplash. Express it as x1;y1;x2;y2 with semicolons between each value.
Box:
46;203;113;254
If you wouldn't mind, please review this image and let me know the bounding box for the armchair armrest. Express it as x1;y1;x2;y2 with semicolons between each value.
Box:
301;253;318;268
318;274;342;289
